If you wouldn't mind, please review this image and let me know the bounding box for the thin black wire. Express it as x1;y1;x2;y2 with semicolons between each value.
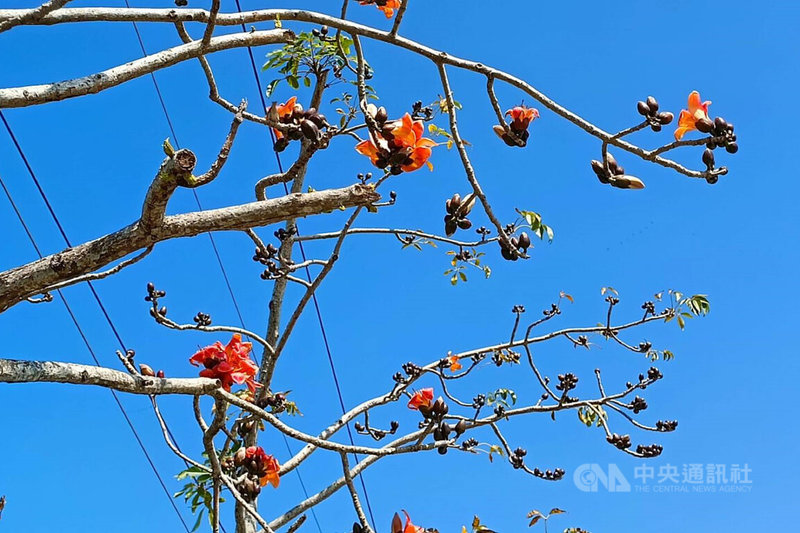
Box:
232;0;378;526
0;169;191;532
120;2;324;530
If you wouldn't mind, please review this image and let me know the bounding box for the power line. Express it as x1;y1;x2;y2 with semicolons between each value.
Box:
0;154;191;532
231;0;378;525
120;2;324;531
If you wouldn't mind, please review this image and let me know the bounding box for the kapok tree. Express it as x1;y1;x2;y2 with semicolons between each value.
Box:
0;2;735;533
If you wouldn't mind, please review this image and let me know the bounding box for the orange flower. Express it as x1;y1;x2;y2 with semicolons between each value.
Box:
355;113;436;174
243;446;281;488
506;105;540;133
391;512;425;533
407;388;434;410
447;355;463;372
674;91;712;140
260;454;281;488
360;0;402;18
189;334;260;392
273;96;298;140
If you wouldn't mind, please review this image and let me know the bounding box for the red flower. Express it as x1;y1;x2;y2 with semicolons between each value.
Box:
391;511;425;533
189;334;260;392
356;113;436;174
674;91;712;141
407;388;434;410
447;355;463;372
244;446;281;488
360;0;402;18
506;105;540;132
272;96;298;140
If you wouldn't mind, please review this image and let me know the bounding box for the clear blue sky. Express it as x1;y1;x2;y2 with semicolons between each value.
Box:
1;1;797;532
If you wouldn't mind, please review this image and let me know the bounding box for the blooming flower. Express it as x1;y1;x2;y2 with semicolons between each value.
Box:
506;105;540;133
360;0;402;18
447;355;463;372
272;96;298;140
407;388;434;410
189;334;260;392
674;91;712;141
494;105;539;146
356;113;436;174
244;446;281;488
391;511;425;533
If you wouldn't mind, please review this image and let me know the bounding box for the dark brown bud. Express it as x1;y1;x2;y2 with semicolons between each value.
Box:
457;218;473;230
611;175;645;190
695;117;714;133
702;148;715;167
517;232;531;250
300;119;320;141
725;142;738;154
375;106;388;125
657;111;674;125
636;101;650;116
455;419;467;436
156;370;165;378
646;96;659;113
590;159;606;177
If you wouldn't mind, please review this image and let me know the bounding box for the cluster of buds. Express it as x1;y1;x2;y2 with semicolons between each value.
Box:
636;96;674;132
253;243;279;264
494;105;539;147
647;366;663;381
590;153;645;190
233;446;280;499
638;341;652;353
641;300;656;316
461;437;479;450
472;393;486;409
193;311;212;327
607;433;632;450
274;226;297;242
356;106;436;174
701;117;738;183
630;396;648;414
255;391;288;411
444;193;476;236
556;373;579;392
144;282;169;319
354;419;400;441
532;467;565;481
510;447;527;469
411;100;434;122
655;419;678;432
636;443;663;458
269;96;330;152
498;231;530;261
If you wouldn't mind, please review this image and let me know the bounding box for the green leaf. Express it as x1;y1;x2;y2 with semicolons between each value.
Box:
191;510;205;532
287;75;300;89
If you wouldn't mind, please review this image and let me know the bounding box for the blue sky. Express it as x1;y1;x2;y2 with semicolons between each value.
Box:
1;0;798;531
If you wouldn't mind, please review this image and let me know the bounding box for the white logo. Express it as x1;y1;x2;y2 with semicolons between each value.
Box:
573;464;631;492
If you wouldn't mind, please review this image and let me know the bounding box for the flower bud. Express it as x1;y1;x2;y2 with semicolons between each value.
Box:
702;148;715;167
657;111;674;125
139;364;155;377
646;96;659;113
695;117;714;133
636;101;650;116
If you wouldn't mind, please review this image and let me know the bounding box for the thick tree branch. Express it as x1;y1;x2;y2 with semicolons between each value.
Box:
0;184;380;312
0;358;219;395
0;28;294;108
